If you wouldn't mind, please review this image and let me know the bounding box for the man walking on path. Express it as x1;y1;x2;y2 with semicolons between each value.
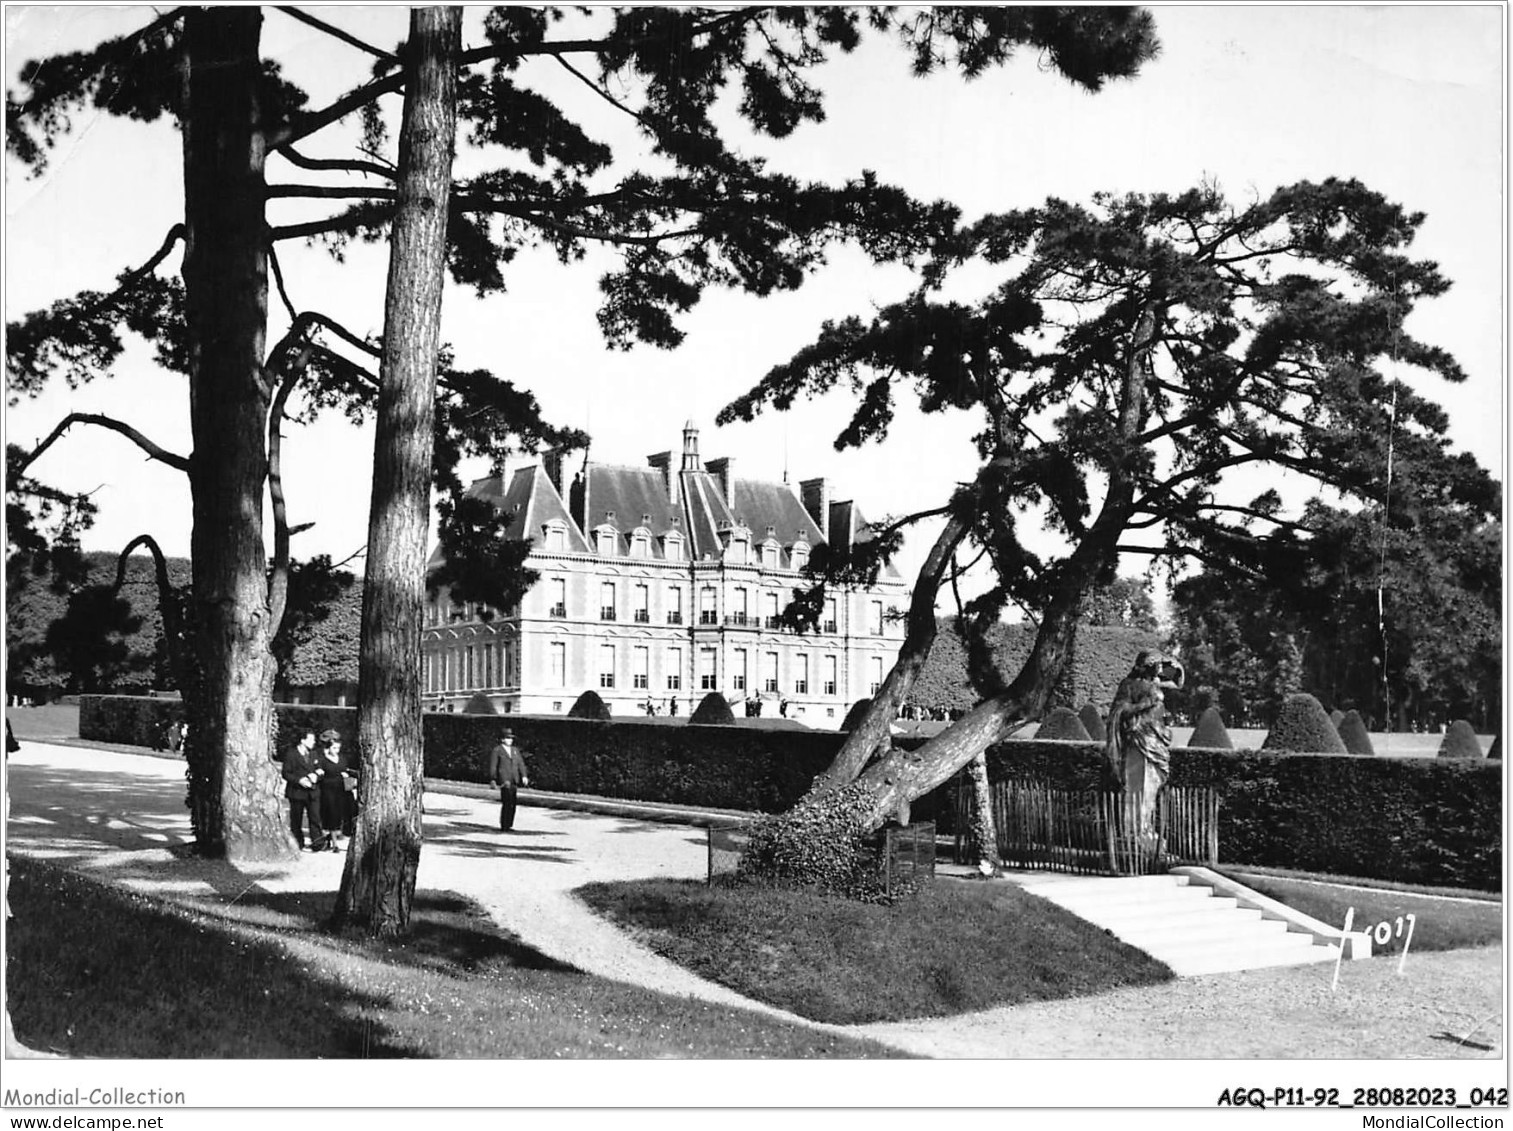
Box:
488;727;529;832
281;729;327;851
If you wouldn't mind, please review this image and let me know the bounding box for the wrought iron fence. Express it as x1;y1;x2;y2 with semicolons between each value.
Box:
953;778;1218;876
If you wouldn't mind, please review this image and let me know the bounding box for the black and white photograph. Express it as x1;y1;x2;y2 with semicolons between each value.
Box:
1;3;1504;1125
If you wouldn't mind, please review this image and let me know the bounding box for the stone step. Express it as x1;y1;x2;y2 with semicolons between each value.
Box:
1162;942;1340;978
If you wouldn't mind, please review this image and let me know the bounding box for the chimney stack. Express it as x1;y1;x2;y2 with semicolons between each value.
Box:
542;448;568;496
800;477;830;540
681;420;702;471
647;451;678;507
706;457;736;509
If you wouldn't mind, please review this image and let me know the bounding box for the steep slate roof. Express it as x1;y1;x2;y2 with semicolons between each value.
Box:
829;499;903;580
579;464;684;556
731;479;823;549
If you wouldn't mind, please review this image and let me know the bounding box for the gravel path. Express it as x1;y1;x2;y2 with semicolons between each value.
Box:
5;742;1503;1060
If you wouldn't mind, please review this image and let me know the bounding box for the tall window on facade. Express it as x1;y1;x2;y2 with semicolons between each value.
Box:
550;577;567;617
870;600;884;635
763;591;779;628
633;646;650;689
823;597;838;633
549;641;566;686
483;642;495;687
503;640;514;686
598;644;616;688
731;587;749;625
699;647;718;690
666;647;682;690
465;646;476;689
763;651;779;693
869;655;883;695
634;584;650;623
824;654;838;696
732;648;748;691
699;586;717;625
666;585;683;625
600;582;616;621
794;654;809;695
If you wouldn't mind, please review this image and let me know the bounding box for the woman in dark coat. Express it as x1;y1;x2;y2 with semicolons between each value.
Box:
315;730;355;849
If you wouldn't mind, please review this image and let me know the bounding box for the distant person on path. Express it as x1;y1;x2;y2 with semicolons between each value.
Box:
1106;650;1184;843
281;729;327;851
315;730;354;850
488;727;530;832
5;720;17;756
667;698;678;716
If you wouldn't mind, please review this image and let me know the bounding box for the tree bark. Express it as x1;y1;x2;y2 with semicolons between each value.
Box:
334;7;460;937
180;8;290;861
818;511;972;786
965;751;1001;876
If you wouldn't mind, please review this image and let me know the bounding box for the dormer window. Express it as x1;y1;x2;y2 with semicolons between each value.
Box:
632;533;651;557
595;525;618;556
761;541;779;569
663;531;685;561
542;520;567;552
790;539;810;571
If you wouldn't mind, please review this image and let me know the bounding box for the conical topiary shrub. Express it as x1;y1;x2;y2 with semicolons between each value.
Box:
1438;719;1485;759
1336;709;1375;756
1035;706;1092;741
567;690;611;720
1077;703;1107;743
463;691;498;715
1187;705;1233;750
1489;732;1502;761
689;692;736;725
1328;708;1345;729
839;699;873;732
1262;693;1347;754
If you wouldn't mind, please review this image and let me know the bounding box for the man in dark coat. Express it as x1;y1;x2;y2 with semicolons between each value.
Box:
281;729;327;851
488;727;530;832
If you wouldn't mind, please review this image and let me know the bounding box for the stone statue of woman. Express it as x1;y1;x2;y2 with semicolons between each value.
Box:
1105;649;1184;849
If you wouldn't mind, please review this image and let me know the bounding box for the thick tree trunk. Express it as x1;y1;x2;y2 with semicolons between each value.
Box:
965;751;1001;876
180;8;289;861
334;7;460;937
819;512;971;786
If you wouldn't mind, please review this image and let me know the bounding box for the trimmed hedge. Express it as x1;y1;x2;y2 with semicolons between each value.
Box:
1336;709;1375;756
80;694;948;821
1263;693;1347;754
1077;704;1107;743
463;692;498;715
1035;707;1092;742
979;738;1500;890
689;692;736;725
79;695;1500;889
1188;706;1232;750
1438;720;1485;760
567;691;611;720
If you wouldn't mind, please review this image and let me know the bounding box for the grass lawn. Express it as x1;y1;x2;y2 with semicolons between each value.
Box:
1221;870;1503;955
576;876;1175;1025
5;856;903;1058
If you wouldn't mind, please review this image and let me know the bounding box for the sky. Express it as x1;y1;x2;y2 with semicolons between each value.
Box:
3;4;1504;612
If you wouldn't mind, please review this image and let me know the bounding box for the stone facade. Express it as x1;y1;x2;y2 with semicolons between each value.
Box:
421;424;906;726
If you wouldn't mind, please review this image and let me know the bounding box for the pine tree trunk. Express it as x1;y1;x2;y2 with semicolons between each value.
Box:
334;7;460;937
819;512;970;786
180;8;289;861
965;751;1001;876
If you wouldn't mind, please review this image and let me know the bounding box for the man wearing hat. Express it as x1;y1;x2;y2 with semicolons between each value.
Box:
281;728;327;851
488;726;530;832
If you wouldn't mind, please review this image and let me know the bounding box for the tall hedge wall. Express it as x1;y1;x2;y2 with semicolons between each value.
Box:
981;739;1502;891
79;696;1500;889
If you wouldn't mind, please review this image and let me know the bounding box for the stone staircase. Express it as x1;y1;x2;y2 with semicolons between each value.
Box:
1022;870;1364;977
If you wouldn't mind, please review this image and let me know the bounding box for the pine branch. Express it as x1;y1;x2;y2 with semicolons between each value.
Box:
272;7;398;63
274;144;396;181
16;413;190;476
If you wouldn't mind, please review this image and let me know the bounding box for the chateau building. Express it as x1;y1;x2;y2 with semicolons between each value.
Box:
421;423;907;726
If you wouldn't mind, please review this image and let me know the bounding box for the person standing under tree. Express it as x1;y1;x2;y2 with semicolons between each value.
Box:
281;729;327;851
315;729;354;850
488;727;530;832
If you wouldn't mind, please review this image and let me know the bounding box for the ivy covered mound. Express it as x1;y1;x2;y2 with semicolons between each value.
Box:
463;692;498;716
1035;707;1092;742
1262;693;1348;754
1438;720;1485;759
1187;706;1233;750
1336;709;1375;756
738;785;892;902
690;693;737;725
567;691;611;721
1077;704;1107;743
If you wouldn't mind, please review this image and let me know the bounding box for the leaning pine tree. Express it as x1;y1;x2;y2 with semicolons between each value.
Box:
723;179;1484;888
6;5;1161;862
